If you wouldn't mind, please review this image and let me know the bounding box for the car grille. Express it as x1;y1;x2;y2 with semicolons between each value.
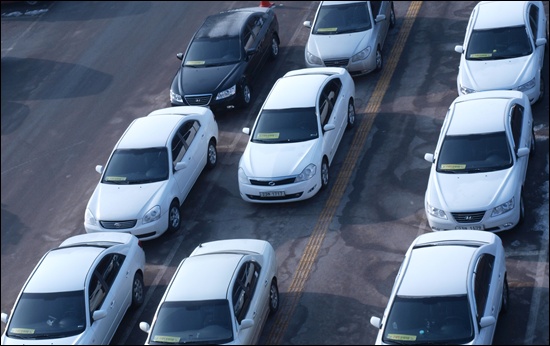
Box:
184;94;212;106
100;220;137;229
247;192;303;201
323;58;349;68
451;211;485;223
250;177;296;186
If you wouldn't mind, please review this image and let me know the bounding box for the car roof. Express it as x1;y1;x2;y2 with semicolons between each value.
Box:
447;97;507;135
198;7;269;38
320;1;368;7
474;1;526;29
165;253;243;302
117;115;181;149
398;244;476;296
264;73;329;109
24;246;104;293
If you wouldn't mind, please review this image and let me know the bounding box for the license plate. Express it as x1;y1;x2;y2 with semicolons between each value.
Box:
455;225;483;230
260;191;285;197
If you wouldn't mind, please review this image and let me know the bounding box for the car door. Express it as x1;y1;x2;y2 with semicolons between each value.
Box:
85;253;127;344
231;260;265;344
508;103;531;185
471;251;501;343
527;2;547;92
171;119;205;201
243;14;266;79
369;1;390;49
318;78;343;163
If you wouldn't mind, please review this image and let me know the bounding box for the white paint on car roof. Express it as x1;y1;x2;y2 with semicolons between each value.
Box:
475;1;526;29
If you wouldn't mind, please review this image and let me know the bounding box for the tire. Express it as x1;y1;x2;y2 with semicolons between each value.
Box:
239;81;252;108
536;75;544;104
530;126;536;158
389;5;396;29
269;35;279;60
517;192;525;227
206;139;217;169
167;200;181;233
268;279;279;315
375;47;383;72
346;100;356;129
131;272;144;308
320;158;329;190
500;275;509;315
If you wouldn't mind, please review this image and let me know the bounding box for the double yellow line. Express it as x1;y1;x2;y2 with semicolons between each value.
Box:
265;2;423;344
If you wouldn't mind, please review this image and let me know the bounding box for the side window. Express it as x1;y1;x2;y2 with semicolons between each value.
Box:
172;121;200;164
370;1;382;17
473;254;495;321
510;104;524;152
528;5;539;40
171;131;186;165
244;19;257;51
318;79;342;127
183;121;200;148
232;261;261;323
96;253;125;288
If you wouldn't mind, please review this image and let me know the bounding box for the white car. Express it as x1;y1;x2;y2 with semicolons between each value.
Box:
303;1;395;76
84;106;219;241
139;239;279;345
424;90;535;232
238;67;356;203
454;1;548;104
1;232;146;345
370;230;508;345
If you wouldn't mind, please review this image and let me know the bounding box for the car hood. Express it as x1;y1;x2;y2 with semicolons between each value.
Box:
307;31;371;59
88;181;167;220
240;140;319;178
177;63;238;94
460;55;535;91
430;169;512;210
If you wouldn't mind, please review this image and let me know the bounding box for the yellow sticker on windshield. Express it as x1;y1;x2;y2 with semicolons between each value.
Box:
441;164;466;170
317;27;337;32
105;176;127;181
387;333;417;341
185;60;205;65
469;53;492;58
153;335;181;343
257;133;280;139
10;328;35;334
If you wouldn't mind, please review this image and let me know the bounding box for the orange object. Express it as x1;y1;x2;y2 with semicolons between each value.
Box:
259;1;274;8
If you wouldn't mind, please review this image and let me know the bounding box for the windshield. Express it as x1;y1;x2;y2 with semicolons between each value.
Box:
148;300;233;345
436;132;512;173
382;295;474;344
102;147;169;184
184;36;241;67
313;2;372;35
252;108;319;144
466;26;532;60
6;291;86;340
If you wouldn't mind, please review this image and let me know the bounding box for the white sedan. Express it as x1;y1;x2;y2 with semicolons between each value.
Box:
370;230;508;345
238;67;356;203
454;1;547;104
139;239;279;345
1;232;146;345
303;1;395;76
84;106;219;241
423;90;534;232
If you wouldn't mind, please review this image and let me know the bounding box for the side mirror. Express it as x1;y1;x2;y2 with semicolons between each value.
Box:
239;319;254;331
1;312;9;324
454;45;464;54
323;123;336;132
517;147;530;158
243;127;251;135
424;153;435;163
175;161;188;171
303;20;312;28
479;316;496;328
139;321;151;333
370;316;382;328
375;14;386;23
176;53;184;61
95;165;104;174
92;310;107;321
535;38;547;47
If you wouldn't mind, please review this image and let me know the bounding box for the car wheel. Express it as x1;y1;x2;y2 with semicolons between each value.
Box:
530;126;536;158
500;275;509;315
167;199;181;233
239;81;252;108
269;279;279;315
206;139;217;169
389;5;396;28
346;99;355;129
320;158;329;190
375;47;383;72
269;35;279;60
131;272;144;308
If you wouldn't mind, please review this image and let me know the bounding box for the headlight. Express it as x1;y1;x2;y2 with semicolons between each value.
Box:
85;209;97;226
143;205;161;224
170;89;183;103
216;85;236;100
426;201;447;220
351;46;371;62
296;164;316;182
459;84;475;95
306;50;323;65
238;168;249;184
517;77;535;92
491;197;514;217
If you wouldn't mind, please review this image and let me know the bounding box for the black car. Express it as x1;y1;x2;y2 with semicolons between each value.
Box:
170;6;280;111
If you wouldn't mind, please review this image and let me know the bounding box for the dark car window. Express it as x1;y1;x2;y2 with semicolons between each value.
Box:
370;1;382;16
528;4;539;40
510;104;524;152
466;26;532;60
252;108;319;143
95;253;125;288
319;79;342;127
103;147;169;184
232;262;260;323
313;2;372;35
473;254;495;321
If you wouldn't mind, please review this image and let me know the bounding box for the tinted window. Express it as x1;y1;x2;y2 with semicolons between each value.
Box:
510;104;524;152
466;26;532;60
232;262;260;323
313;2;372;35
252;108;319;143
528;5;539;39
473;254;495;320
103;148;169;184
